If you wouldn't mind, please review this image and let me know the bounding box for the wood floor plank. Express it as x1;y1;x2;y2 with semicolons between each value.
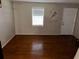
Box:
3;35;78;59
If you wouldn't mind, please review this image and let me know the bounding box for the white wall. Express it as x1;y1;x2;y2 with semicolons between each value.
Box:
0;0;15;47
13;2;63;35
13;2;79;35
74;48;79;59
74;9;79;39
12;0;79;3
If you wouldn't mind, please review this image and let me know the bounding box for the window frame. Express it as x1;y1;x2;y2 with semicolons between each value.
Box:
32;7;44;26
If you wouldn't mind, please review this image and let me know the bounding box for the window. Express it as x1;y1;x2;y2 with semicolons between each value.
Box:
32;8;44;26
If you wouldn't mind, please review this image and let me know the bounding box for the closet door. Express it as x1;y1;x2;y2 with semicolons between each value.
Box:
61;8;78;35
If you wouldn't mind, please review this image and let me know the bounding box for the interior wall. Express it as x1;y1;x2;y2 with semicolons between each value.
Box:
13;2;64;35
0;0;15;47
74;9;79;39
13;2;79;35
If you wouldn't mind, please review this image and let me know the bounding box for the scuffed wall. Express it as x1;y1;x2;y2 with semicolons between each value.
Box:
13;2;63;35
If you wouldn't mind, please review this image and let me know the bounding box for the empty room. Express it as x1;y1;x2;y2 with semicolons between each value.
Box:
0;0;79;59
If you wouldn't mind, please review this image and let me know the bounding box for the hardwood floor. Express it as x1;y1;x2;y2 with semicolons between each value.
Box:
3;35;78;59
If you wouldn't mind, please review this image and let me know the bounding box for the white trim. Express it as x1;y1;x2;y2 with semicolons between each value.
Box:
72;8;78;35
15;33;72;35
2;35;15;48
15;33;59;35
74;35;79;39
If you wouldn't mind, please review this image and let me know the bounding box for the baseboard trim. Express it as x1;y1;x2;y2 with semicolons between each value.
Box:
2;35;15;48
15;33;73;35
73;35;79;40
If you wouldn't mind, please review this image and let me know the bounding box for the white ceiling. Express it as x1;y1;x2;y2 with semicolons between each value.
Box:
12;0;79;3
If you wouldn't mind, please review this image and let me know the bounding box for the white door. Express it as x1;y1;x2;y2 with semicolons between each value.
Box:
61;8;78;35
